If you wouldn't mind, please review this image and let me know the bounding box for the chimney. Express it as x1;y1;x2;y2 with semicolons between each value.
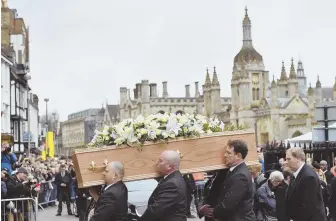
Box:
33;94;39;107
120;87;127;105
195;81;200;97
150;83;157;97
162;81;168;98
185;85;190;98
127;89;131;99
133;88;137;99
136;83;141;98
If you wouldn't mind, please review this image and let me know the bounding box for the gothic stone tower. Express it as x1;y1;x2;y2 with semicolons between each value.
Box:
230;8;269;127
203;67;221;117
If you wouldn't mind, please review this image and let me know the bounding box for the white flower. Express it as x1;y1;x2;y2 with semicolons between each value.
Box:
220;121;225;131
146;121;160;131
147;130;156;139
162;131;169;138
89;112;229;148
209;118;220;128
206;129;213;134
177;114;189;125
166;117;181;137
135;115;145;124
102;125;110;135
115;137;126;145
123;127;138;144
189;123;204;134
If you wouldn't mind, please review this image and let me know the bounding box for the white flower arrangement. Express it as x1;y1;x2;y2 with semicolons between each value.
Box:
88;112;243;150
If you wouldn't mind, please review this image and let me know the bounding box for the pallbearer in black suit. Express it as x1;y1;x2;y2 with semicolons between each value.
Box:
139;150;188;221
89;161;128;221
202;140;256;221
285;147;327;221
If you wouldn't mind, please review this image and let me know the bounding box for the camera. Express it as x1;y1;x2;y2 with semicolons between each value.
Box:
5;146;11;152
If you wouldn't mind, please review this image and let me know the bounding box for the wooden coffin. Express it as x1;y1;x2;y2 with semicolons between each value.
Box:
72;129;259;188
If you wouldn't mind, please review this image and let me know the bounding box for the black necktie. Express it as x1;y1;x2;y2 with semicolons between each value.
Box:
227;170;232;178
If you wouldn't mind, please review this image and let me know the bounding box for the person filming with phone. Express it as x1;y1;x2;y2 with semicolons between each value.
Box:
1;143;17;175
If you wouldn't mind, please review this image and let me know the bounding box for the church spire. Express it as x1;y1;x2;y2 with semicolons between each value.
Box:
212;66;220;85
289;58;296;79
205;68;211;86
308;82;313;96
271;75;277;87
297;60;305;77
316;75;321;88
242;7;252;48
280;61;287;80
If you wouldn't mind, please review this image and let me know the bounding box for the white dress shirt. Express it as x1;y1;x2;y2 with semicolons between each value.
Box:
293;162;305;178
229;161;244;172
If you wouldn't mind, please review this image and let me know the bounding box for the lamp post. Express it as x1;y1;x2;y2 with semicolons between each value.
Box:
44;98;49;156
24;75;31;157
52;112;57;155
252;108;258;146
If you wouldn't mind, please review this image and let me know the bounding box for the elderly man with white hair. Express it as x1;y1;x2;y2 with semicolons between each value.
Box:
89;161;128;221
139;150;188;221
320;160;334;185
257;170;289;221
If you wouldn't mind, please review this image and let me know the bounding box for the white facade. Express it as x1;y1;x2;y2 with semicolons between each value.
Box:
10;34;27;67
119;73;231;121
61;118;85;149
27;97;39;148
1;55;12;134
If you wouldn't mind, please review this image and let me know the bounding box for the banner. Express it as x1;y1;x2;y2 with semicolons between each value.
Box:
47;131;55;158
41;150;46;161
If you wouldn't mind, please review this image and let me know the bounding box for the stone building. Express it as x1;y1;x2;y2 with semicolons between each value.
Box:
102;103;120;127
119;70;231;121
118;8;336;144
61;108;104;151
230;8;336;144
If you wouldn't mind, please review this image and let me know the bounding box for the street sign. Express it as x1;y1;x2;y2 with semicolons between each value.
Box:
23;131;33;142
312;127;336;142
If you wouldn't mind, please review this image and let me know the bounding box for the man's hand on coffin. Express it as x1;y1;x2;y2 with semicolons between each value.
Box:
200;204;214;217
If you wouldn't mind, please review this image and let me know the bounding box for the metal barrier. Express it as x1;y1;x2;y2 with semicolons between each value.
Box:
37;180;76;212
1;197;38;221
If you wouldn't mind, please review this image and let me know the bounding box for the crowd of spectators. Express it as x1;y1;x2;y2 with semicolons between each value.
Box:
1;143;80;220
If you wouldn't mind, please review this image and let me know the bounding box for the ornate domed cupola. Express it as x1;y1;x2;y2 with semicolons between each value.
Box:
234;7;263;65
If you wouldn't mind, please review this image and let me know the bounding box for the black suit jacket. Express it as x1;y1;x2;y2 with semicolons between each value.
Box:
213;162;256;221
286;164;327;221
139;171;187;221
89;181;128;221
198;169;230;221
330;177;336;219
324;170;334;185
54;171;72;198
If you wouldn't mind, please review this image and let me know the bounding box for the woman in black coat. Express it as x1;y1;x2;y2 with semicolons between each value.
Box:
274;180;289;221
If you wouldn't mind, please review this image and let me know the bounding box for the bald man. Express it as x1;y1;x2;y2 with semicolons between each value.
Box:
139;150;188;221
89;161;128;221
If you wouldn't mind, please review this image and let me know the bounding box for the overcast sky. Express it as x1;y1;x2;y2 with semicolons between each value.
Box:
9;0;336;121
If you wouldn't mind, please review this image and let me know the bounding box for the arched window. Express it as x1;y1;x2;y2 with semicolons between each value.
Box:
158;110;165;114
252;88;256;100
256;88;260;100
176;110;184;115
292;130;303;138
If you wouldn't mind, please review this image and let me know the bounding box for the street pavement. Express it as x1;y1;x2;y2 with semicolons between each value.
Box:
37;206;203;220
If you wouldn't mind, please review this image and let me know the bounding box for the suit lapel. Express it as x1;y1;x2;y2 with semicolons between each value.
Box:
286;165;306;200
149;171;179;203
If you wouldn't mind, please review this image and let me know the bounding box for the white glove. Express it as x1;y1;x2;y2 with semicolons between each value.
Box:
6;201;15;209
